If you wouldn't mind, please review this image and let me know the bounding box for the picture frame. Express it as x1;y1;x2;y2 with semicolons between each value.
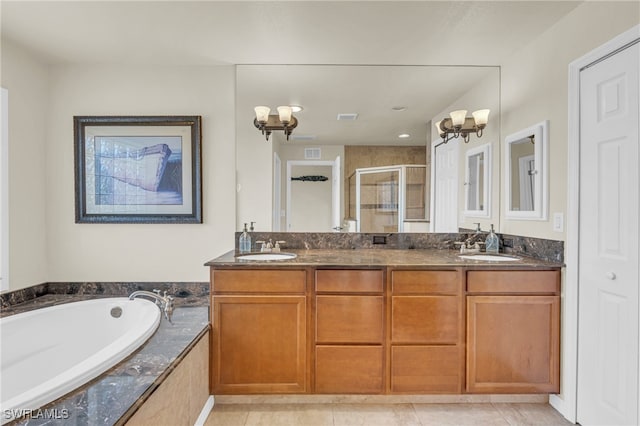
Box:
74;116;202;224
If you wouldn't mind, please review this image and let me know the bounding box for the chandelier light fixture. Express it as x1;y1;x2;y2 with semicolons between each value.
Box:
434;109;490;144
253;105;299;141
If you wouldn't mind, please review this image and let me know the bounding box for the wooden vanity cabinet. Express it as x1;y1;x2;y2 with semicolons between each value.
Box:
314;269;385;394
210;269;308;394
389;269;465;393
465;270;560;393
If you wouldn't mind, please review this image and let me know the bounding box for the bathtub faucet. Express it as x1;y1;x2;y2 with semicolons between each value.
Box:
129;290;175;323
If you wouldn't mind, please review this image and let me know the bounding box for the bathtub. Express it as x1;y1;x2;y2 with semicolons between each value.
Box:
0;297;161;424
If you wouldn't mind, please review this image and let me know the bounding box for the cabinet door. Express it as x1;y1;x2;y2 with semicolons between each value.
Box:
315;345;383;393
391;296;459;344
316;295;384;344
212;295;306;394
391;346;461;393
466;295;560;393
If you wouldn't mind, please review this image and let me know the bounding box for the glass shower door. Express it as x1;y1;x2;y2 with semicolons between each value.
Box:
357;168;400;233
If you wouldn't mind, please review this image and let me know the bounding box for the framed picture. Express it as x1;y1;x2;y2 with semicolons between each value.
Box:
74;116;202;224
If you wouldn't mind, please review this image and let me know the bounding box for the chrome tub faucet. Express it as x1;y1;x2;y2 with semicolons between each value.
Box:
129;289;174;323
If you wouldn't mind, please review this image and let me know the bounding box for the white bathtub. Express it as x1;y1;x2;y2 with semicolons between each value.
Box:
0;297;161;424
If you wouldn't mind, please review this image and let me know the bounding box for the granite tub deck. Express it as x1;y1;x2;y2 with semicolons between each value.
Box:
206;248;563;268
1;294;209;426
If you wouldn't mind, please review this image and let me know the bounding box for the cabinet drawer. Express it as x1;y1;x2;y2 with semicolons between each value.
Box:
391;346;461;393
316;295;384;343
315;345;383;393
391;296;459;344
467;270;560;294
212;269;306;293
316;269;383;293
392;270;460;294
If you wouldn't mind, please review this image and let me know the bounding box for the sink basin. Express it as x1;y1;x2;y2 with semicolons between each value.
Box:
459;254;520;262
236;253;297;261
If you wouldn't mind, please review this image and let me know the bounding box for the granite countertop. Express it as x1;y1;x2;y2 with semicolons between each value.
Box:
205;248;563;268
6;295;209;426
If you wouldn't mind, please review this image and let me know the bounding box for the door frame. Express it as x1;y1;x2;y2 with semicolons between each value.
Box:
560;24;640;423
286;159;340;232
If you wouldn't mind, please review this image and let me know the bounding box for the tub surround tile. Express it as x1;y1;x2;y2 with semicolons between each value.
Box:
0;282;208;314
8;297;209;426
0;283;48;309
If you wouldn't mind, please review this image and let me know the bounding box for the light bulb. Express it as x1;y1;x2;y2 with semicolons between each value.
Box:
472;109;490;126
449;110;467;127
277;106;292;123
254;106;270;123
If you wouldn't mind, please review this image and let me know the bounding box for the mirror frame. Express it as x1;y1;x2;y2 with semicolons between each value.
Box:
464;142;492;218
505;120;549;220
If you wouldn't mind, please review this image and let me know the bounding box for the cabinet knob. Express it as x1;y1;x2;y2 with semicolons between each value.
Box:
606;271;617;280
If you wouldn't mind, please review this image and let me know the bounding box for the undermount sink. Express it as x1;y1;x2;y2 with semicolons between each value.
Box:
459;254;520;262
236;252;297;261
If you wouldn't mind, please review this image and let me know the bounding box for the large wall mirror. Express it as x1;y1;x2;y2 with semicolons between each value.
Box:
505;120;549;220
236;65;500;233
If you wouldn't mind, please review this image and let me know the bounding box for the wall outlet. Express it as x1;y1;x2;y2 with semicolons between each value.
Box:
373;235;387;244
553;212;564;232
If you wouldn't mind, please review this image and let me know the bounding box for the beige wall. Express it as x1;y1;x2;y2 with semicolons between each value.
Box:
1;39;49;290
2;42;236;289
44;64;235;283
499;1;640;240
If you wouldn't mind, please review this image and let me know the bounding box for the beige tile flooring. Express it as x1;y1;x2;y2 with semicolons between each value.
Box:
204;403;573;425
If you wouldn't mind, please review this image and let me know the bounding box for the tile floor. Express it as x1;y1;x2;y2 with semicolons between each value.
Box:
204;403;574;425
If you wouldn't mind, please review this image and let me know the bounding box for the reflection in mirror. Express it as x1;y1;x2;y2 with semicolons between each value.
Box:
236;65;500;232
509;137;535;211
349;165;427;233
464;143;491;217
505;120;549;220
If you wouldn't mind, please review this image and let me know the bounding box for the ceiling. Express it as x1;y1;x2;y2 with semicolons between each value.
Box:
1;1;583;146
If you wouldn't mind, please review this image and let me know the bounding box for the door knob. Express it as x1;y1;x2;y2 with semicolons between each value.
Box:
606;272;617;280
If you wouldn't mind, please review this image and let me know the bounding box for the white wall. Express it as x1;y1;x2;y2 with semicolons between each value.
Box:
499;1;640;240
1;39;49;291
43;64;236;283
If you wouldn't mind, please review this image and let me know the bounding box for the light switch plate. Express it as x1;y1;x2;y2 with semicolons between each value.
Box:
553;212;564;232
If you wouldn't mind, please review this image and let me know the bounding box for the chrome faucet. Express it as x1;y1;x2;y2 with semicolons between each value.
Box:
256;239;274;252
129;289;174;323
455;223;486;253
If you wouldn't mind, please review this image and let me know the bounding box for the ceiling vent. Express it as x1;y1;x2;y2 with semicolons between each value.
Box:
337;113;359;121
304;147;321;160
291;134;317;141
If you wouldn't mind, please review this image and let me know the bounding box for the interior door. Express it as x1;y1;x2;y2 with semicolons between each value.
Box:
432;138;459;232
577;41;639;425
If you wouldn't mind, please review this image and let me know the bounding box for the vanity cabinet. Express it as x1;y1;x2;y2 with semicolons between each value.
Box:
210;269;308;394
390;270;464;393
314;269;385;393
465;270;560;393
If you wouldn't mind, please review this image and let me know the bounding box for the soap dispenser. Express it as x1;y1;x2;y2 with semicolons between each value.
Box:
239;223;251;254
485;224;499;254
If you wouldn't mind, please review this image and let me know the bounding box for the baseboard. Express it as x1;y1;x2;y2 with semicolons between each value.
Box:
194;395;215;426
213;394;549;405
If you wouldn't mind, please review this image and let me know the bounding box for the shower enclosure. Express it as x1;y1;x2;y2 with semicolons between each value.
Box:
347;165;427;233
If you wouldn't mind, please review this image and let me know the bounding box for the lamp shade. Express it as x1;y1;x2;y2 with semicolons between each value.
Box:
434;120;444;136
472;109;490;126
277;106;293;123
254;106;270;123
449;110;467;126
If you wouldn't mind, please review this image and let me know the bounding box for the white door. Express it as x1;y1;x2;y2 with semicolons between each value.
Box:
332;155;341;231
577;41;639;425
432;138;459;232
0;88;7;291
273;152;281;231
